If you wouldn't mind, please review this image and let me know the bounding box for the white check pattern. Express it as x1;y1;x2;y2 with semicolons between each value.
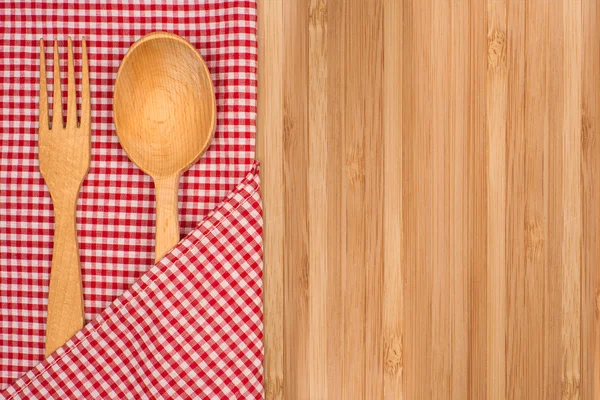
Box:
3;167;263;399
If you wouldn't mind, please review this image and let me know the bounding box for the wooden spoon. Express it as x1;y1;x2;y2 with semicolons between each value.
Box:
113;32;215;262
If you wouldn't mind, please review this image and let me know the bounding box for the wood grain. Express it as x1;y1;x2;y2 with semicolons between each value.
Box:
307;0;328;397
281;1;309;398
39;37;90;357
257;0;600;398
382;0;402;398
582;0;600;398
257;1;284;398
113;32;215;262
487;1;507;398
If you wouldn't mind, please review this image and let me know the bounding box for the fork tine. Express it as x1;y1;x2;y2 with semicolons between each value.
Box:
52;40;63;129
80;37;90;130
66;37;77;127
39;39;49;131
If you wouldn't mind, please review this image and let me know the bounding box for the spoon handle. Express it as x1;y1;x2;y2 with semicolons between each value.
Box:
154;174;181;262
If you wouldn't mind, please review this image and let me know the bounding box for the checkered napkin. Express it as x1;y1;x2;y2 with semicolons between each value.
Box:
0;1;261;398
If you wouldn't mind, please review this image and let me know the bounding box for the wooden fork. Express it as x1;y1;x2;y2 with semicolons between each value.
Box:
38;37;90;356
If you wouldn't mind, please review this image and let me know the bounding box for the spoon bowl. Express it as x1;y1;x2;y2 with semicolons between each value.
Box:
114;32;215;261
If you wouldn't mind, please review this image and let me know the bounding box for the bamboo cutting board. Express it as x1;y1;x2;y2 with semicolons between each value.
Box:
257;0;600;398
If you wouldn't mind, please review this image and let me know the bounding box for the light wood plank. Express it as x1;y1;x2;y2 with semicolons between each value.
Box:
521;1;550;398
362;0;385;398
430;0;453;396
307;0;329;397
450;1;469;396
559;0;582;396
282;0;310;398
486;1;507;398
382;0;403;398
325;1;345;399
343;0;368;395
543;2;564;397
257;0;284;398
505;0;527;396
466;0;488;396
341;1;385;397
402;0;433;397
581;0;600;397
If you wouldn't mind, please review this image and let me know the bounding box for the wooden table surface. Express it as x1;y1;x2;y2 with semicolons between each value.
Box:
256;0;600;398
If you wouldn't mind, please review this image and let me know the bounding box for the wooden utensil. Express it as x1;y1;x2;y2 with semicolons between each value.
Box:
113;32;216;262
38;37;91;356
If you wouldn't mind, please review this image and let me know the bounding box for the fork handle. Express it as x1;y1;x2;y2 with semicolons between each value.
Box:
45;200;85;357
154;174;181;263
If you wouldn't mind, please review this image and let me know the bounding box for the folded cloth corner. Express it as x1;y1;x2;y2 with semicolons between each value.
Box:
1;163;263;399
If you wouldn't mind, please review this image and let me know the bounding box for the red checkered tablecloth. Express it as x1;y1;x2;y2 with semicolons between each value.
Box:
0;1;262;398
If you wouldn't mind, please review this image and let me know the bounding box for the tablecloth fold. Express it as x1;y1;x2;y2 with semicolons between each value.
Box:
2;163;263;399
